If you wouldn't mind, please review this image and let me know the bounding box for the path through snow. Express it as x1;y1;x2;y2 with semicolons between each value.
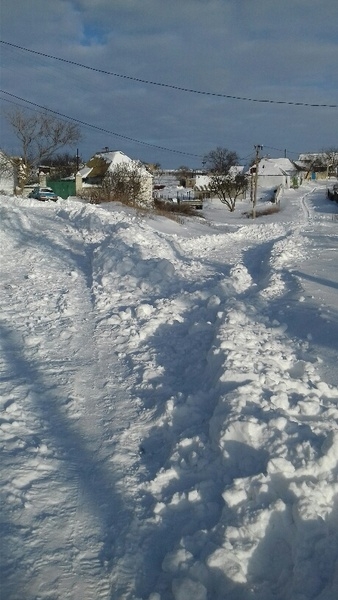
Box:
1;182;338;599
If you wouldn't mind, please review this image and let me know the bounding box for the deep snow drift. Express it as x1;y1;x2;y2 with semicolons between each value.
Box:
1;181;338;600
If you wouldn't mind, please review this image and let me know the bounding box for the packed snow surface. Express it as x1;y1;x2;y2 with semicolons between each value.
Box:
1;182;338;600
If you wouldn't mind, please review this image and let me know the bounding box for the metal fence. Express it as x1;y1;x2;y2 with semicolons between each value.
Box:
47;180;76;199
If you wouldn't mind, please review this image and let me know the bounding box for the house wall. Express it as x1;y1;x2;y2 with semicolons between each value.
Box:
195;174;211;188
258;174;287;189
0;173;15;194
304;171;327;181
194;173;247;200
0;153;17;194
140;175;153;205
252;158;302;192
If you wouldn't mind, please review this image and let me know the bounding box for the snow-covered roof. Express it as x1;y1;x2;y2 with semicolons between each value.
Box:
99;150;133;168
297;152;338;169
79;166;92;178
80;150;152;179
298;152;328;162
253;157;298;176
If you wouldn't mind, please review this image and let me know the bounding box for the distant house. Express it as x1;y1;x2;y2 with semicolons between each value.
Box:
248;158;302;193
194;166;247;200
194;174;212;189
296;153;337;180
79;150;153;205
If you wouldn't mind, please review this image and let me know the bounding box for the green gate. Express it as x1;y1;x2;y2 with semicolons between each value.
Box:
47;179;76;199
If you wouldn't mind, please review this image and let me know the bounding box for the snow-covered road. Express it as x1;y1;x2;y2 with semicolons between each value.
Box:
1;182;338;600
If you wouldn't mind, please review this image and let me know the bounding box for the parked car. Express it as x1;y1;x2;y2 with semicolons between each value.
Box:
28;187;58;202
327;184;338;202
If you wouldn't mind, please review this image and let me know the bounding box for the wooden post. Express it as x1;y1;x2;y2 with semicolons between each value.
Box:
253;145;263;219
39;171;47;187
75;172;82;195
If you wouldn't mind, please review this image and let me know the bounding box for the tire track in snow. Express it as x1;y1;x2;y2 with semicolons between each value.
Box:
0;202;130;599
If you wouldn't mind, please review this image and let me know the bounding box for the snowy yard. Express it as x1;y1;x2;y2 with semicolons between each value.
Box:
1;181;338;600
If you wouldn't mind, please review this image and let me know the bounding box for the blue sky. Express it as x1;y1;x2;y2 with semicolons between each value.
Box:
1;0;338;168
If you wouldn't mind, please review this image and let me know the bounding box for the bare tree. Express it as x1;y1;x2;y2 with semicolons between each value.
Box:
145;162;162;175
321;147;338;177
86;162;146;207
208;170;248;212
5;108;81;185
203;147;248;212
203;147;238;174
43;152;83;179
109;163;142;206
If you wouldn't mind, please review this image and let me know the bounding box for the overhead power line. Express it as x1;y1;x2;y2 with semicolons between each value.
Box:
1;40;337;109
0;90;203;158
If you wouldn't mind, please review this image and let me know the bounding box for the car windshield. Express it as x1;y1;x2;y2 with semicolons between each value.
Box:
40;188;54;192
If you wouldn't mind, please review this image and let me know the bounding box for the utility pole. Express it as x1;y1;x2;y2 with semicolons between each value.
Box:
252;144;263;219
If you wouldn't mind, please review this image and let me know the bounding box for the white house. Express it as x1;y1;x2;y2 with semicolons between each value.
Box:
0;151;19;194
195;166;246;189
78;150;153;205
296;153;338;179
248;157;301;192
194;166;247;200
194;174;211;189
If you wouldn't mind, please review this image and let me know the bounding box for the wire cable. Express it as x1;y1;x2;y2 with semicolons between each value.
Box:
1;40;337;109
0;90;204;158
